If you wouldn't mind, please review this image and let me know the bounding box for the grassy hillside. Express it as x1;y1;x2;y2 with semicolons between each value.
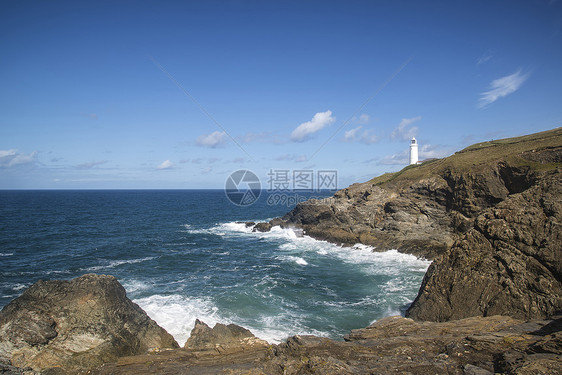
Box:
369;127;562;188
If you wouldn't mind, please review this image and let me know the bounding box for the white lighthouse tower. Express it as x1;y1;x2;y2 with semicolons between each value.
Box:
409;137;418;165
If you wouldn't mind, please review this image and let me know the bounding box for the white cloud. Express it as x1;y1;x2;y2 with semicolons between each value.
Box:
76;160;108;169
197;131;227;148
241;132;265;143
273;154;308;162
290;110;335;142
275;154;294;161
344;126;362;142
476;53;493;65
391;116;421;141
231;157;246;163
0;149;38;168
157;160;173;170
419;144;451;159
350;113;369;124
190;157;220;165
478;70;530;108
240;131;282;144
343;126;379;144
378;150;409;165
378;144;452;165
359;129;379;144
358;114;369;124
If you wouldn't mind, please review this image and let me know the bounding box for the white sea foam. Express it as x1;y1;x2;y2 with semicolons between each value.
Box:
246;314;328;344
0;282;29;293
278;255;308;266
219;221;254;233
13;283;28;291
43;269;71;275
133;291;322;345
209;221;431;275
122;279;152;293
0;253;13;257
153;220;431;344
134;294;223;346
84;256;156;272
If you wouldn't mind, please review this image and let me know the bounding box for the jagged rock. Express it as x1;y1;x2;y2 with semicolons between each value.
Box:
0;274;178;373
266;128;562;321
92;315;561;374
406;172;562;321
252;222;272;232
184;319;267;352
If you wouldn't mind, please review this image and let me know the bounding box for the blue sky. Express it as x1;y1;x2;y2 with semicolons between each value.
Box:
1;0;561;189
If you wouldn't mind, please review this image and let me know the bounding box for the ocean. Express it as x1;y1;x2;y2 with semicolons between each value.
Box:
0;190;430;345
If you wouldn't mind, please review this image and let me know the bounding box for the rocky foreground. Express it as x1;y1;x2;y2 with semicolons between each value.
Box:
0;274;560;374
0;274;178;374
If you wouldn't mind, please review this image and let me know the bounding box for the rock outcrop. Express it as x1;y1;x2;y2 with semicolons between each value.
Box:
184;319;268;354
1;276;560;374
93;314;562;374
256;128;562;321
0;274;178;373
407;172;562;321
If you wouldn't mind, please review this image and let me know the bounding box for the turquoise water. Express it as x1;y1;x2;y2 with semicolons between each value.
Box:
0;190;429;344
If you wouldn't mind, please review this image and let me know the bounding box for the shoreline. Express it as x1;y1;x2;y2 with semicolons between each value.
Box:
1;274;560;374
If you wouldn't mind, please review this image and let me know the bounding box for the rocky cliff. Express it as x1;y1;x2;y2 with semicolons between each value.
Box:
263;128;562;322
1;275;560;374
0;274;178;373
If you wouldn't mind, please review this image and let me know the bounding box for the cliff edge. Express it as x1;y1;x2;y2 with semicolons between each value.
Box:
263;128;562;322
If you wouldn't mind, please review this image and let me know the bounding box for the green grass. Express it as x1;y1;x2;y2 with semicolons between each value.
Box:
368;127;562;189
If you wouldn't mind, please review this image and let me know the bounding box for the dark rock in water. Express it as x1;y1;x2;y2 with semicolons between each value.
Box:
269;218;284;227
253;222;272;232
0;274;178;373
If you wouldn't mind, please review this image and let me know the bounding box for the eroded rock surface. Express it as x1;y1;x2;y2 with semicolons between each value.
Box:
92;315;562;374
255;128;562;321
0;274;178;373
184;319;268;354
407;172;562;321
1;277;560;374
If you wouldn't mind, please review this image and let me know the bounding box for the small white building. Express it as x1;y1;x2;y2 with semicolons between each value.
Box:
409;137;418;165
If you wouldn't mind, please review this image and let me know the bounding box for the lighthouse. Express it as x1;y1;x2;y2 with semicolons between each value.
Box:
409;137;418;165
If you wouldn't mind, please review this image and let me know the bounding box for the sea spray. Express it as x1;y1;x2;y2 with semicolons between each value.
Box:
0;190;430;345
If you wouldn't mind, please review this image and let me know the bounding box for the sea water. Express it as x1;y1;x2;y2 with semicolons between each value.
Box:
0;190;430;345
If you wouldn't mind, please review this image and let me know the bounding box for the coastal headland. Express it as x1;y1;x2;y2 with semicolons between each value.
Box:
1;128;561;374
